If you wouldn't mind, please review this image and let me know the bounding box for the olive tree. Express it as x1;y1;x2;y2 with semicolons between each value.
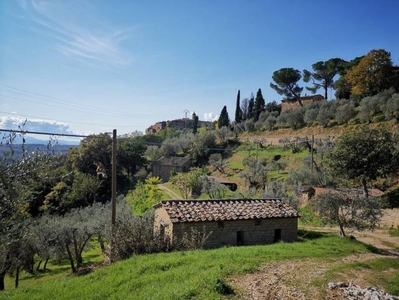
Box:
328;127;398;198
312;191;382;236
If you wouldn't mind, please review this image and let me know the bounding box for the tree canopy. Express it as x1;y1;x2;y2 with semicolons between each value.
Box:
303;58;345;100
270;68;304;106
234;90;242;123
346;49;393;96
312;191;382;237
328;127;398;197
218;105;230;128
253;88;265;122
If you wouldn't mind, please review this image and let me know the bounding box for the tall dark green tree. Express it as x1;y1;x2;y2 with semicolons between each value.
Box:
118;139;147;178
270;68;303;106
247;94;255;119
303;58;345;100
218;105;230;128
235;90;242;123
241;98;248;120
253;88;265;121
192;112;199;134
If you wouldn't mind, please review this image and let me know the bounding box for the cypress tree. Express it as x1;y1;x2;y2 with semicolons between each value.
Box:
241;98;248;121
192;112;199;134
235;90;242;123
254;88;265;121
247;94;254;120
218;106;230;128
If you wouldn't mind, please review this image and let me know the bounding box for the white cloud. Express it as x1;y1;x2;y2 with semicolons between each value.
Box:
17;0;132;67
203;112;218;122
0;115;72;134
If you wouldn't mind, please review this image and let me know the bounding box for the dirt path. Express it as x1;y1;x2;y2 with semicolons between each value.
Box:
158;184;182;200
229;227;399;299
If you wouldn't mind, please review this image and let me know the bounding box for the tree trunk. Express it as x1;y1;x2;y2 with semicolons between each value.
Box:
339;223;346;237
324;88;328;101
43;258;49;271
98;235;105;252
0;271;5;291
362;178;369;198
15;266;20;288
36;260;42;271
65;242;76;273
72;235;82;269
77;237;91;269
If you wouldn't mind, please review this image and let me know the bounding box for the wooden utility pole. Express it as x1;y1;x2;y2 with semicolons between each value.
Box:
110;129;117;262
311;134;314;173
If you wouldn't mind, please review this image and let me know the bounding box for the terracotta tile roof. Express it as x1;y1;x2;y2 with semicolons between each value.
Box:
155;199;299;223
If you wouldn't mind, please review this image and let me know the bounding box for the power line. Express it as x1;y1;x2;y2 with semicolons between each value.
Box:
0;83;133;117
0;128;88;138
0;110;143;128
0;93;125;117
0;83;184;119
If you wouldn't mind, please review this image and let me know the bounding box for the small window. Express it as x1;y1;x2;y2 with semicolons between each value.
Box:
218;221;224;228
255;219;261;226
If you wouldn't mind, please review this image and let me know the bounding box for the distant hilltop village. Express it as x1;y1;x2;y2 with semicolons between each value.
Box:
146;117;212;134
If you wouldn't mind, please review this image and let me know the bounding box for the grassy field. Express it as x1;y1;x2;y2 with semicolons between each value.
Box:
227;144;307;170
0;231;386;300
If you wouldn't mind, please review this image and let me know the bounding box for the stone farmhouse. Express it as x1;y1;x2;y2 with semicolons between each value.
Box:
299;186;384;207
152;156;191;182
153;199;299;249
146;118;212;134
281;94;324;111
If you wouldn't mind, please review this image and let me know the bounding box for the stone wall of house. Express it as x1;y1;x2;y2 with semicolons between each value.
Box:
172;218;298;248
281;96;324;111
154;207;173;239
152;164;175;182
152;163;190;182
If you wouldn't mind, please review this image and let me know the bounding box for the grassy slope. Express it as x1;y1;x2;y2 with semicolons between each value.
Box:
0;233;376;300
240;119;399;140
223;143;307;193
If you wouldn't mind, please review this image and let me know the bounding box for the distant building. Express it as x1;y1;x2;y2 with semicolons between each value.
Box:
299;186;384;207
146;118;211;134
145;121;167;134
154;199;299;249
152;156;191;182
281;94;325;111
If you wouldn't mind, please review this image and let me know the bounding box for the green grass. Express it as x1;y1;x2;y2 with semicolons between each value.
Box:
226;145;306;173
162;182;183;198
298;206;323;227
4;242;105;290
268;170;289;180
1;232;373;300
320;258;399;296
388;228;399;237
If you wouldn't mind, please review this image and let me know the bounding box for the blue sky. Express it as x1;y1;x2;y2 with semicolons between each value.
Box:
1;0;398;138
